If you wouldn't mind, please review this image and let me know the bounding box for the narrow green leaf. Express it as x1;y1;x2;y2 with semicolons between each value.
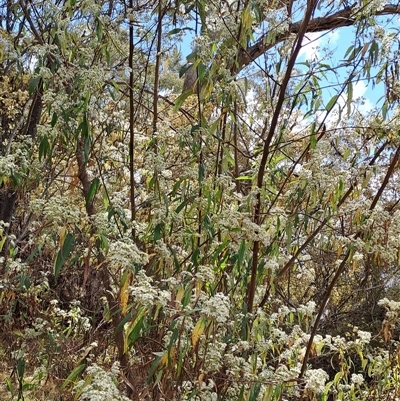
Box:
369;40;379;65
127;311;146;348
54;233;75;279
237;239;246;268
382;100;388;120
95;18;103;41
39;136;50;161
310;122;317;149
200;78;213;100
147;355;163;382
326;95;338;111
28;76;41;95
5;378;14;395
173;90;193;111
175;196;195;214
51;112;58;127
115;310;135;333
17;358;25;379
198;163;206;182
78;115;90;139
249;382;261;401
168;27;194;36
343;45;354;59
347;82;353;117
286;220;292;250
86;177;100;209
154;223;164;242
61;364;86;390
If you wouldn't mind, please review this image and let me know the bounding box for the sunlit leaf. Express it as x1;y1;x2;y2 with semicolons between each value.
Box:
326;94;338;111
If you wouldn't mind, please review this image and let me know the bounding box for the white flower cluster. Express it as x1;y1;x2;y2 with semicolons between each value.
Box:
356;330;372;344
107;239;149;269
130;270;171;309
304;368;329;394
53;300;91;335
358;0;384;15
81;0;101;15
195;265;215;283
299;301;317;316
74;363;130;401
378;298;400;311
201;292;230;324
351;373;365;386
30;196;84;225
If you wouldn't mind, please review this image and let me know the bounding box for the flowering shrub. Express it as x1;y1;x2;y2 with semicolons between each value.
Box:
2;0;400;400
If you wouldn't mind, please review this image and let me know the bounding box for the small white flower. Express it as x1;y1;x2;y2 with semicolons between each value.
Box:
202;293;230;323
357;330;371;343
378;298;400;311
351;373;365;386
304;368;329;394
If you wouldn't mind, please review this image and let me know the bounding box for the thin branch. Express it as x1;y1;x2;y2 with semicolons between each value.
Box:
247;0;318;314
237;4;400;71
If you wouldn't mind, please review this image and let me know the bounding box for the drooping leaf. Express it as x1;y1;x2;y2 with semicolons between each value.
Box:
154;223;164;242
192;317;207;349
61;363;86;390
39;136;50;161
85;177;100;209
326;94;338;111
173;90;193;111
28;76;41;95
54;233;75;280
347;81;353;116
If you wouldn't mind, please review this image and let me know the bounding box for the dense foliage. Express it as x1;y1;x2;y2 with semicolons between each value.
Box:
1;0;400;400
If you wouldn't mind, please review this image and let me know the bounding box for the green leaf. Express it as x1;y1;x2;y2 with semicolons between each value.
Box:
154;223;164;242
310;122;317;149
95;18;103;41
197;63;207;82
127;308;147;349
343;45;354;59
39;136;50;161
200;78;213;100
382;100;388;120
198;163;206;182
5;378;14;395
167;27;194;36
173;90;192;111
326;94;338;111
17;358;25;379
369;40;379;65
115;310;135;333
286;220;292;250
78;114;90;138
347;82;353;116
54;233;75;279
28;76;41;95
237;239;246;268
51;112;58;127
86;177;100;209
147;354;163;383
175;195;195;214
248;382;261;401
61;363;86;390
240;7;252;47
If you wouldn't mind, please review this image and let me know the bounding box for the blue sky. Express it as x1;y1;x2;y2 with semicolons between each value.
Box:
298;26;378;113
175;10;398;120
